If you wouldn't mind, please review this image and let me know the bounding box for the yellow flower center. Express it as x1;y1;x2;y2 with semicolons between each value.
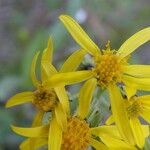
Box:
33;86;58;112
126;96;143;118
92;44;127;87
61;117;90;150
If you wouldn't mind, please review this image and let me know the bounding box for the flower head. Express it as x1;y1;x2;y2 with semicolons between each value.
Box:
106;92;150;148
33;86;58;111
61;117;90;149
50;15;150;145
126;96;143;119
10;79;141;150
92;42;127;87
59;15;150;91
5;14;150;150
6;37;86;131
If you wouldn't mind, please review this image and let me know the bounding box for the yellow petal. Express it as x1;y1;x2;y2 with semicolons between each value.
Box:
31;51;41;87
77;78;97;119
105;115;114;125
44;70;93;87
124;85;136;99
89;138;107;150
60;49;86;73
32;111;44;127
20;138;31;150
59;15;100;55
141;125;150;138
141;101;150;113
138;95;150;107
48;117;62;150
90;126;136;150
129;118;145;148
108;84;135;145
139;97;150;119
123;75;150;91
20;138;47;150
99;133;136;150
139;95;150;100
41;62;57;82
41;37;53;64
6;92;33;108
54;86;70;114
54;103;67;131
124;65;150;78
11;125;49;137
90;125;121;140
41;37;57;81
117;27;150;59
140;109;150;123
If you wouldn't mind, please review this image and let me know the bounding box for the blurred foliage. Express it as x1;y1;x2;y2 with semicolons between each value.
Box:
0;0;150;149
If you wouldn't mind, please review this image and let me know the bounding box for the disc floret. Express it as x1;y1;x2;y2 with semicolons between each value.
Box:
33;86;58;112
92;45;126;87
126;96;143;119
61;117;90;150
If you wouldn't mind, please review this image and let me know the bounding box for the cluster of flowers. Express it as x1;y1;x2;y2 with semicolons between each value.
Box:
6;15;150;150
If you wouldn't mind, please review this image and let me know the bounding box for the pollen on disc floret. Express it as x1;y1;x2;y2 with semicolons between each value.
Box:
92;44;127;87
61;117;90;150
33;86;58;112
126;96;143;119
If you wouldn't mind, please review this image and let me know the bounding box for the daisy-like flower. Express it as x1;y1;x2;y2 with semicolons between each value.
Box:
10;79;147;150
58;15;150;91
106;89;150;148
41;15;150;145
6;37;87;131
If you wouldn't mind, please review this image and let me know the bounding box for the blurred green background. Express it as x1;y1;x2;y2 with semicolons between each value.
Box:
0;0;150;149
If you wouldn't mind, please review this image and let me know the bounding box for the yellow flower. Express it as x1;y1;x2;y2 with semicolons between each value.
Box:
58;15;150;91
106;92;150;148
10;79;147;150
91;125;149;150
40;15;150;145
6;37;86;131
